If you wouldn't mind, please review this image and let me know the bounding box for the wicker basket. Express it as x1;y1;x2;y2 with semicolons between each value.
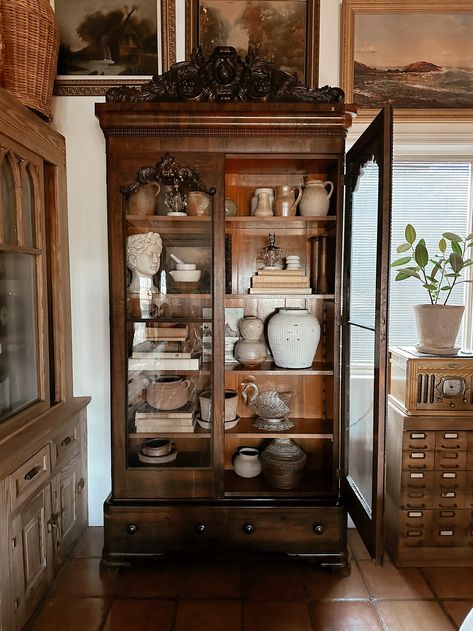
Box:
0;0;59;121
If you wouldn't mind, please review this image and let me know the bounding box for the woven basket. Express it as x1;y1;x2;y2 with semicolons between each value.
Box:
0;0;59;121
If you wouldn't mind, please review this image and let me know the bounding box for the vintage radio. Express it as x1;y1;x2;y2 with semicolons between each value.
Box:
389;347;473;415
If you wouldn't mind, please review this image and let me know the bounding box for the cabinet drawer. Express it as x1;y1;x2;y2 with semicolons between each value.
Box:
403;431;435;451
53;424;80;466
436;431;468;451
434;470;466;489
432;488;466;510
400;488;432;510
432;509;469;529
435;450;467;470
399;509;431;531
402;450;435;470
9;445;51;512
431;528;465;547
223;508;344;553
402;470;434;490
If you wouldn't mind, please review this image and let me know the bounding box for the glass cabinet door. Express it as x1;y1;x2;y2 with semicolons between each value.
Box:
123;153;217;479
341;107;392;562
0;151;46;422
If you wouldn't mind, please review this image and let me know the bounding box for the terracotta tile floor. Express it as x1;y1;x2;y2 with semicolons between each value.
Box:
25;527;473;631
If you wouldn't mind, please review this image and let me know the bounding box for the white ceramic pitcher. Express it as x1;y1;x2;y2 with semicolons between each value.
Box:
299;179;334;216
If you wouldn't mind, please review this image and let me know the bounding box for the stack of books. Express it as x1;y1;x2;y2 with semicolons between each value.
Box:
249;269;312;295
129;328;200;370
135;402;196;433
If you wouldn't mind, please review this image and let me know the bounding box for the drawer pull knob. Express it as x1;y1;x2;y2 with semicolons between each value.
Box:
61;436;73;447
196;523;207;534
313;524;325;535
242;523;255;535
127;523;138;535
24;466;40;481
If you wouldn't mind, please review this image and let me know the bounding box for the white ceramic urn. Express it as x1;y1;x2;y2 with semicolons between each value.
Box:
233;447;262;478
267;308;320;369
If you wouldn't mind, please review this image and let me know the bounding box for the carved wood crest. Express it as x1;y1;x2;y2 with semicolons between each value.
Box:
106;46;344;104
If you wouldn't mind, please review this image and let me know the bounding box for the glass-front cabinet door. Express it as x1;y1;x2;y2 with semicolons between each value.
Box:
118;151;221;498
341;107;392;562
0;147;48;423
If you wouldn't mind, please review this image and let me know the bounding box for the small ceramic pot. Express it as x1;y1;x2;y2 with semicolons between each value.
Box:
144;376;191;410
199;389;239;422
250;188;274;215
141;438;174;457
234;339;267;366
233;447;262;478
238;315;264;341
187;191;211;216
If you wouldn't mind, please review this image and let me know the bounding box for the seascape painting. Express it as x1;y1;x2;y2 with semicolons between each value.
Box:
354;13;473;108
199;0;307;79
55;0;158;76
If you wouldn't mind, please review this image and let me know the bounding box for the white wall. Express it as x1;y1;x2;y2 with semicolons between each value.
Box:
51;0;473;525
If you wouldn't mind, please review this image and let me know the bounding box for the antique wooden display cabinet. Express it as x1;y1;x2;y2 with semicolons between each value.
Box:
96;47;392;571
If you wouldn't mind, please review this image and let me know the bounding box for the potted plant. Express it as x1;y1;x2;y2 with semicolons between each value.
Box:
391;224;473;354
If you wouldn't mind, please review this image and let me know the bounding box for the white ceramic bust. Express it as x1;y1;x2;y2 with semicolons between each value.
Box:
126;232;162;293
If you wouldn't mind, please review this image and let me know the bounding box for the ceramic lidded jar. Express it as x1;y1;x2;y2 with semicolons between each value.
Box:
260;438;307;489
267;308;320;369
299;179;334;216
234;316;267;366
233;447;262;478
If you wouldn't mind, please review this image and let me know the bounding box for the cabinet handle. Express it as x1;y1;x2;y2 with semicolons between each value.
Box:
440;444;461;450
48;514;59;531
313;524;325;536
406;503;426;509
242;523;255;535
127;523;138;535
407;484;426;489
77;478;85;493
439;503;458;509
61;436;73;447
408;444;428;449
195;523;207;534
24;466;40;481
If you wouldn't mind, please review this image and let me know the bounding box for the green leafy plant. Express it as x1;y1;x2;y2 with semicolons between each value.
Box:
391;224;473;305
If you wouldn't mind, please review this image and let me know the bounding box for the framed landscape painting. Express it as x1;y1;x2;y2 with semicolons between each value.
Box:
53;0;176;95
341;0;473;120
186;0;319;88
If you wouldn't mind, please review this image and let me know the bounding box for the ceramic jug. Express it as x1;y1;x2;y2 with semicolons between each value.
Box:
274;185;302;217
253;191;273;217
128;182;160;215
299;179;334;216
250;188;274;215
233;447;262;478
143;375;191;410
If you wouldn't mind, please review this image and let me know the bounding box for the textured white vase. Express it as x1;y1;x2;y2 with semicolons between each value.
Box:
267;308;320;368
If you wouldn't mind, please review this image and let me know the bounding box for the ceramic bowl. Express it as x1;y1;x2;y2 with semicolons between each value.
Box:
175;262;196;271
141;438;173;457
170;269;201;282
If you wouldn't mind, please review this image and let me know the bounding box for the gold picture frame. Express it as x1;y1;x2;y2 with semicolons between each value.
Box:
341;0;473;121
185;0;319;88
53;0;176;96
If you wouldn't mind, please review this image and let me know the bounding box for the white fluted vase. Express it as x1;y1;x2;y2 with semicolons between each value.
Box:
267;308;320;369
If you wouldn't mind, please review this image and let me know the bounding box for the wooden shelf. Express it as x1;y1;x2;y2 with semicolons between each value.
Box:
128;368;211;376
129;427;211;439
226;294;335;300
225;416;333;439
223;470;334;497
126;215;211;233
128;451;211;468
225;216;336;231
224;361;333;376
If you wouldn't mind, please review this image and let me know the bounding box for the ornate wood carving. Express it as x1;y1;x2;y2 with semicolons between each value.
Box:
106;46;344;104
120;152;216;197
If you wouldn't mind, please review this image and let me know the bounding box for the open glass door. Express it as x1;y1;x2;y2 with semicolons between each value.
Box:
341;107;392;563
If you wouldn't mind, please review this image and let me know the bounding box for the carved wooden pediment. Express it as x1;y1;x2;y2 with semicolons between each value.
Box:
106;46;344;104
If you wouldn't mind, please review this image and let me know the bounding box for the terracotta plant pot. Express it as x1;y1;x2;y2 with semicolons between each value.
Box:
413;304;464;355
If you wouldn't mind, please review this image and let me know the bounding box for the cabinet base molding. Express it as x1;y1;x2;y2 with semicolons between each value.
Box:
102;498;349;573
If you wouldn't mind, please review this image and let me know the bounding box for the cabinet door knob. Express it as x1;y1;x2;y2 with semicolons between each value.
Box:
127;523;138;535
196;523;207;534
242;523;255;535
312;523;325;535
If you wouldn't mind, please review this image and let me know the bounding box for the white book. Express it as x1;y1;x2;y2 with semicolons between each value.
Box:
249;287;312;295
128;357;200;370
131;351;193;359
135;402;195;419
135;419;197;433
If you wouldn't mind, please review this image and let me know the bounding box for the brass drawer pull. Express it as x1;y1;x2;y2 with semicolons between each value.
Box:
126;523;138;535
313;524;325;535
440;444;461;450
24;466;41;481
408;444;428;449
242;523;255;535
406;503;426;509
